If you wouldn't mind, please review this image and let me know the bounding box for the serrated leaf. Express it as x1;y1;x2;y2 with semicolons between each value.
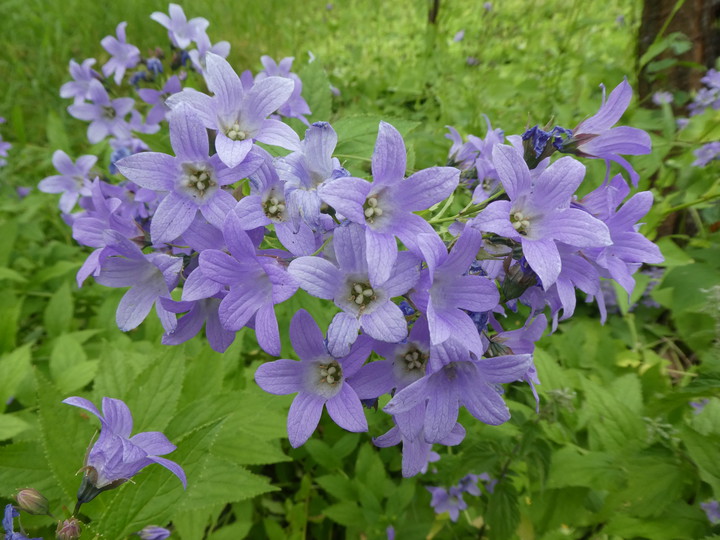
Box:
0;442;57;499
165;393;240;440
37;371;92;501
212;413;289;466
95;419;225;538
50;335;97;394
582;377;646;453
485;481;520;540
683;427;720;496
93;341;147;399
305;439;342;470
547;447;622;490
122;347;186;433
44;281;73;338
173;504;223;540
324;501;365;528
178;456;276;511
355;445;389;496
0;345;31;413
299;60;332;122
386;478;416;519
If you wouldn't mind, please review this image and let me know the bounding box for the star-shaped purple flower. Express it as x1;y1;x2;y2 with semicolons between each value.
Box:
254;309;371;447
151;3;209;50
289;222;419;357
67;79;134;144
116;103;263;243
60;58;100;103
38;150;96;213
100;22;141;85
167;53;299;168
473;145;611;288
319;121;460;284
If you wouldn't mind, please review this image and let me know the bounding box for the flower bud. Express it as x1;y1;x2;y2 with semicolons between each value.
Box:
15;488;49;515
138;525;171;540
56;517;82;540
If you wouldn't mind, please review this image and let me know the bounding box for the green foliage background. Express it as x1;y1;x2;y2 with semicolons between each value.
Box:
1;0;719;538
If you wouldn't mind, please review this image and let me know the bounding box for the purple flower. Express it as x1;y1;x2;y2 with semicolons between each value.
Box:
67;79;134;143
320;121;459;284
652;91;673;105
116;103;262;243
101;22;141;85
160;296;235;353
560;79;651;186
276;121;349;229
63;396;186;504
426;486;467;521
151;3;209;50
473;145;611;288
38;150;96;213
188;32;231;73
167;53;299;168
690;399;709;414
3;504;42;540
289;222;419;357
385;348;533;443
138;75;182;125
60;59;100;103
137;525;171;540
412;227;499;355
453;30;465;42
95;231;182;332
254;309;371;447
256;55;312;123
186;209;298;356
692;141;720;167
702;500;720;524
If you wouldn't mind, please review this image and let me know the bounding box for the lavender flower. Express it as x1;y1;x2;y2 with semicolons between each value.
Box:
702;500;720;524
256;55;312;123
473;145;611;288
167;53;298;168
453;30;465;42
101;22;141;85
558;79;651;186
652;91;673;105
320;121;459;284
426;486;467;522
60;59;100;103
3;504;42;540
63;396;186;504
137;525;171;540
289;222;419;357
187;32;231;73
692;141;720;167
67;79;134;143
138;75;182;125
38;150;96;213
151;3;210;50
254;309;371;447
116;103;263;243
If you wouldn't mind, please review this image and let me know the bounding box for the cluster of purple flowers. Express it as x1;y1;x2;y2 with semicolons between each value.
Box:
39;5;663;477
688;68;720;117
426;473;495;522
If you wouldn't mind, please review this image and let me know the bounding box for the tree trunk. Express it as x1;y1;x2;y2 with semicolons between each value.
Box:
638;0;720;100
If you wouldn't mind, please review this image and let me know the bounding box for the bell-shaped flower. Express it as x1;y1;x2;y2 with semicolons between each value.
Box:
63;396;186;504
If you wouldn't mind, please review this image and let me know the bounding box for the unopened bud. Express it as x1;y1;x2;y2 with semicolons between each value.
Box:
15;488;49;515
138;525;171;540
56;517;82;540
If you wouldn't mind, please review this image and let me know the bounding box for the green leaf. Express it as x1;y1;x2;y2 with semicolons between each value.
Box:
122;347;186;433
0;267;27;283
0;413;31;440
46;110;70;150
485;481;520;540
211;412;289;466
299;60;332;122
36;371;92;501
95;419;225;538
33;260;81;283
50;335;97;394
0;442;58;499
93;340;149;400
305;439;342;470
324;501;366;528
682;426;720;496
582;377;647;453
547;447;622;490
0;345;31;413
44;281;73;338
316;474;357;501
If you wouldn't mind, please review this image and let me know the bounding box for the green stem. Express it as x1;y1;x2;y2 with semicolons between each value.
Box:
665;192;720;213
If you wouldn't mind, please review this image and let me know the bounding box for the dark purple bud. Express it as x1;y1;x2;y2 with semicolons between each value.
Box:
15;488;49;515
146;58;163;75
129;71;148;88
398;300;415;316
